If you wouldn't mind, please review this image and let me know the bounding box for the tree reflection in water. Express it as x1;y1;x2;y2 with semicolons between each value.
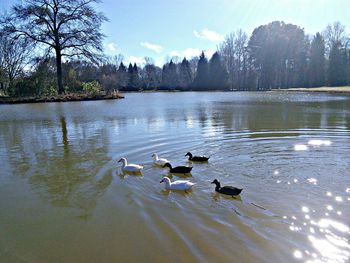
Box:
5;115;112;219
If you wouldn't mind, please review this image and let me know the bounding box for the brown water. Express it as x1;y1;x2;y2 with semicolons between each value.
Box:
0;92;350;263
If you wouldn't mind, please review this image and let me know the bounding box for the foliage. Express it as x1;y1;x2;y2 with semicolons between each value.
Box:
248;21;308;89
192;52;209;90
309;33;326;87
0;33;33;94
1;0;107;94
178;58;192;89
208;52;228;90
82;81;102;95
328;42;347;86
1;18;350;97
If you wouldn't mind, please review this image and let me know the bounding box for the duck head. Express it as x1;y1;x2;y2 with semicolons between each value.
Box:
163;163;172;169
211;179;220;186
118;158;127;166
160;177;171;185
151;153;158;160
185;152;193;158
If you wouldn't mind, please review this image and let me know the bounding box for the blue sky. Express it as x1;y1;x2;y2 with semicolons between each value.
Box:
1;0;349;66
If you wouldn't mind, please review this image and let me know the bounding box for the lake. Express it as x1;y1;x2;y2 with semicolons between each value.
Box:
0;92;350;263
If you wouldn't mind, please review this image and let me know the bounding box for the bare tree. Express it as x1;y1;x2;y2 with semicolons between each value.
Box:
234;29;248;90
112;54;124;68
323;21;346;51
1;0;107;94
219;32;235;90
0;33;33;93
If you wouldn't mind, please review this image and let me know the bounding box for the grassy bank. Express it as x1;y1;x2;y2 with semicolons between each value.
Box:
273;86;350;93
0;92;124;104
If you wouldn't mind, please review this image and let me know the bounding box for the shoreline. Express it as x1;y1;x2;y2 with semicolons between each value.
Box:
271;86;350;94
0;93;124;105
1;86;350;104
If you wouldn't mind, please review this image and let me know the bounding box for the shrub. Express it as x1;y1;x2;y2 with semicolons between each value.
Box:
82;81;102;95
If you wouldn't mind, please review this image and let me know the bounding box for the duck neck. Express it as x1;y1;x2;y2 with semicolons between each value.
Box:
164;178;171;187
187;153;193;160
121;159;127;167
215;182;221;191
153;154;158;161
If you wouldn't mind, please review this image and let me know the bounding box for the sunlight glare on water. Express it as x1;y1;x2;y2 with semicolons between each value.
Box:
308;139;332;146
0;92;350;263
294;144;308;151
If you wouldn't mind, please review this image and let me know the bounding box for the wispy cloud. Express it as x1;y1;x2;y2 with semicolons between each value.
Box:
140;42;163;53
193;28;224;42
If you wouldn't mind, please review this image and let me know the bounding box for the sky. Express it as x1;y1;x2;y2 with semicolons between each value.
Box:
1;0;350;66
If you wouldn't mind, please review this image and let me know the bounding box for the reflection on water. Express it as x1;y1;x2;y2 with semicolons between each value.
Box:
308;139;332;146
0;92;350;262
294;144;309;151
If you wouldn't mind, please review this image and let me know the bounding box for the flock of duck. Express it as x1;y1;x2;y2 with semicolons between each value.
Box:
117;152;243;197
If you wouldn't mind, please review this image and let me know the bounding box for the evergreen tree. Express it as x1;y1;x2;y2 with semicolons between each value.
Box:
248;21;306;90
208;52;228;90
294;36;310;87
193;51;209;90
178;57;192;89
117;62;127;90
161;60;178;89
328;42;347;86
309;33;326;87
132;63;141;89
127;63;135;90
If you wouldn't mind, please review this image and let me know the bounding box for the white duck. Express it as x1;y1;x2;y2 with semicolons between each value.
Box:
118;158;143;172
160;177;195;191
152;153;169;166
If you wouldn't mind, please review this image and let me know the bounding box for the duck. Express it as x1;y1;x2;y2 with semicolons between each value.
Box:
160;176;195;191
211;179;242;196
185;152;210;162
118;158;143;172
151;153;170;167
163;163;192;174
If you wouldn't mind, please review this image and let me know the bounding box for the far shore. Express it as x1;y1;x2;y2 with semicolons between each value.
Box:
272;86;350;93
0;92;124;105
2;86;350;105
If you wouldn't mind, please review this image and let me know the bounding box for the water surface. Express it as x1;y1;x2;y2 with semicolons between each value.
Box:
1;92;350;262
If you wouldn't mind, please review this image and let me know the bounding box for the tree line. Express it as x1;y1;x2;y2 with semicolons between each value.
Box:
0;1;350;97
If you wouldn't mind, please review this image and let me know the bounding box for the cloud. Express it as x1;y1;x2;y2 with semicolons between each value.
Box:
125;56;146;66
168;48;216;60
169;50;182;57
140;42;163;53
183;48;202;58
154;58;164;67
204;48;216;58
104;42;119;55
193;28;224;42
